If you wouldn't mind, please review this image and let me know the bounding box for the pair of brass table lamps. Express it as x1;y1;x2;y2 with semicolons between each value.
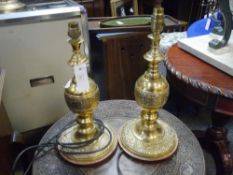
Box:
58;3;178;165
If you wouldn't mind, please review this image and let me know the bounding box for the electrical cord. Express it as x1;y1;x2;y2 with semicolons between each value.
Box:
11;143;54;175
56;119;110;154
12;119;72;175
11;118;112;175
116;149;124;175
57;126;112;155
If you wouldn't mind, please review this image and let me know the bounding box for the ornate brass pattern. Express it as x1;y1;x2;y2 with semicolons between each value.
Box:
58;124;117;165
134;75;169;109
64;79;100;113
119;119;178;160
119;3;178;161
58;22;117;165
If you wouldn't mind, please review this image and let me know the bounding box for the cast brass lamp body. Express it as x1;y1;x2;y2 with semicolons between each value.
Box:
58;22;117;165
119;5;178;161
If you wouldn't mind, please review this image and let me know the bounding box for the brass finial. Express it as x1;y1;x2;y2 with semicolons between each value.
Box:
58;22;117;165
67;22;87;67
119;4;178;161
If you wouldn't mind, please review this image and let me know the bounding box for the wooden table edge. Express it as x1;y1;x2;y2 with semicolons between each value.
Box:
164;45;233;99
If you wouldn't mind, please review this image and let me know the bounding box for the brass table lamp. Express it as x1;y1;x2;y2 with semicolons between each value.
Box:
0;0;25;13
57;22;117;165
119;2;178;161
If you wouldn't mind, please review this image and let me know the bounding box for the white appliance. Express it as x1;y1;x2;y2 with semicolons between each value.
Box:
0;1;90;132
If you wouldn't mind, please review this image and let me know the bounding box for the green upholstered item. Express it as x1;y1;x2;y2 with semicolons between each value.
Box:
100;15;151;28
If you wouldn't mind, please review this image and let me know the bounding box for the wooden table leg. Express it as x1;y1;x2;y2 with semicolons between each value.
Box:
195;113;233;175
206;128;232;175
207;113;233;175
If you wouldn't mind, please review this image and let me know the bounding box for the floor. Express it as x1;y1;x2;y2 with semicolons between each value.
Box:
0;127;49;175
0;137;11;175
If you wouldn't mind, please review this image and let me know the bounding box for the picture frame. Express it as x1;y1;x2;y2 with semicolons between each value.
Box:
110;0;138;16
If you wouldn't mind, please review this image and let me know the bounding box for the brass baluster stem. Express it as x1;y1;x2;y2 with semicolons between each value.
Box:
76;113;96;139
138;7;165;133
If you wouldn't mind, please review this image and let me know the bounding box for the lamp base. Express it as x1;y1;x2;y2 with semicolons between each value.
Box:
57;123;117;165
0;1;25;13
119;118;178;161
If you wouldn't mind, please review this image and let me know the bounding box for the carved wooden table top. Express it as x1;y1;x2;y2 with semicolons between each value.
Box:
33;100;205;175
165;44;233;175
165;44;233;99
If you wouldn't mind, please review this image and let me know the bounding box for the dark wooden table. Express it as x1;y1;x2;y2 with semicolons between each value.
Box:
33;100;205;175
165;44;233;175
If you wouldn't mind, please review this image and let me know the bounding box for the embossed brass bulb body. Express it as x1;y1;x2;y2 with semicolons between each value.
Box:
58;22;117;165
119;6;178;161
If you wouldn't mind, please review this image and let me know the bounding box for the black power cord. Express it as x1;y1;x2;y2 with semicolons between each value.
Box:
11;119;112;175
117;150;124;175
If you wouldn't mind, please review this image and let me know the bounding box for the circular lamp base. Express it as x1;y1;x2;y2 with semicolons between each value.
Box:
119;119;178;161
57;123;117;165
0;1;25;13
